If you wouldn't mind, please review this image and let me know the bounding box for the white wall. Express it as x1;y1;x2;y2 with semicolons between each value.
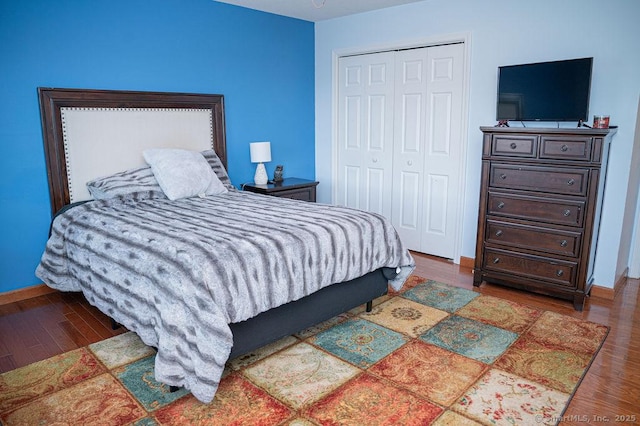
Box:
626;99;640;279
629;191;640;279
315;0;640;288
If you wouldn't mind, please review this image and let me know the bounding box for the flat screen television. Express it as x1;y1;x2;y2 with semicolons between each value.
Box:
496;57;593;122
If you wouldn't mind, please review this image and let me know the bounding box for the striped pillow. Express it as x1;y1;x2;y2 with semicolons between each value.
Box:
201;149;235;190
86;166;166;199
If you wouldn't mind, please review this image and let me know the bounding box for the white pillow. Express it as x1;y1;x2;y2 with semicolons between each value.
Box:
143;149;228;200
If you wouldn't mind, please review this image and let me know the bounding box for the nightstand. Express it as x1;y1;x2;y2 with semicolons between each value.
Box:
243;178;319;202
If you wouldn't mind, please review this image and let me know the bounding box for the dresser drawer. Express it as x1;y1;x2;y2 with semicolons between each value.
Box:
483;248;577;287
489;164;589;196
486;219;582;257
487;192;585;227
490;134;538;158
540;136;592;161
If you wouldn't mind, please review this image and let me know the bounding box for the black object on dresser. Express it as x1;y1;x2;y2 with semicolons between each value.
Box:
243;177;319;202
473;126;616;311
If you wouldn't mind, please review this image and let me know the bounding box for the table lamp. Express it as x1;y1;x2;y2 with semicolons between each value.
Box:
250;141;271;185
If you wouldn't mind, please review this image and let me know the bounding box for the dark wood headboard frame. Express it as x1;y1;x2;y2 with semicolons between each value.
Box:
38;87;227;216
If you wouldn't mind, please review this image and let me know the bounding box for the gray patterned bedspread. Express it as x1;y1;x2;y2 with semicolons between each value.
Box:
36;190;415;403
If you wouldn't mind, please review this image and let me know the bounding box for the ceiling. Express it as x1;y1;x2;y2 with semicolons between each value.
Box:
214;0;427;22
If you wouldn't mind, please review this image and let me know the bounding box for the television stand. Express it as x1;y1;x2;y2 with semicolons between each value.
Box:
577;119;592;128
495;120;510;127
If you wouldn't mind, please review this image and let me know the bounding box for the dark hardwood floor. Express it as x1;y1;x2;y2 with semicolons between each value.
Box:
1;252;638;421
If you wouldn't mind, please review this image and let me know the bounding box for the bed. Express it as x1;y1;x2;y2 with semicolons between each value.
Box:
35;87;415;403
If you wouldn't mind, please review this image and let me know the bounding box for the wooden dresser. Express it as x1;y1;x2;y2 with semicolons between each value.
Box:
473;126;616;310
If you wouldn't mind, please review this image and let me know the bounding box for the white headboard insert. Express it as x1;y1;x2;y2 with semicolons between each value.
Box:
61;107;214;202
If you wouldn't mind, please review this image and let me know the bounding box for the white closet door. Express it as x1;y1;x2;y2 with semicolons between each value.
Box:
337;52;395;216
337;43;464;260
390;48;428;250
420;43;465;258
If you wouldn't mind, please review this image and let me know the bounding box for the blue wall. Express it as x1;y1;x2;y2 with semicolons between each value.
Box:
0;0;315;293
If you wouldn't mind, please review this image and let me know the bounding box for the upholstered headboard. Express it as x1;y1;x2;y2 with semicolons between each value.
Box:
38;88;226;215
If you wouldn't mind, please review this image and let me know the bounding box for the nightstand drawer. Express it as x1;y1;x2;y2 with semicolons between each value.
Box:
275;187;316;202
489;164;589;196
243;178;319;202
486;219;582;257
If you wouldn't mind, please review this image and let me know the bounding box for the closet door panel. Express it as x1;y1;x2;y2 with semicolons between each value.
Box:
366;168;386;215
425;173;449;236
401;93;423;152
337;52;395;218
397;170;422;248
430;93;453;154
368;95;386;151
420;43;464;258
391;48;428;250
343;165;360;209
344;96;361;150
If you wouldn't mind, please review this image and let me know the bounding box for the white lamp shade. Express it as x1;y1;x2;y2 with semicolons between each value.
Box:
250;141;271;163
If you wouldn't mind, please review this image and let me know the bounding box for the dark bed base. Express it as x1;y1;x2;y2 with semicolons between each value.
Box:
228;267;394;359
112;266;393;384
170;267;392;392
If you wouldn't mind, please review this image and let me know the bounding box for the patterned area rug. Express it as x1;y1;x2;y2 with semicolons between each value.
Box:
0;276;608;425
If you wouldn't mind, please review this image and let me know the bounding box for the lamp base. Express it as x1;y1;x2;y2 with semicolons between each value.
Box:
254;163;268;185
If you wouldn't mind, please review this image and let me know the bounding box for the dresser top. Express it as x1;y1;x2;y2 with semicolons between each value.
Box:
480;126;617;137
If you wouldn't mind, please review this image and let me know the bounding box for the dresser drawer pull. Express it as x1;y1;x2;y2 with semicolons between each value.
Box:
495;230;503;237
493;257;500;264
497;201;505;209
563;209;571;217
500;173;507;180
510;142;517;149
561;144;569;152
560;240;568;247
567;178;575;186
556;270;564;277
